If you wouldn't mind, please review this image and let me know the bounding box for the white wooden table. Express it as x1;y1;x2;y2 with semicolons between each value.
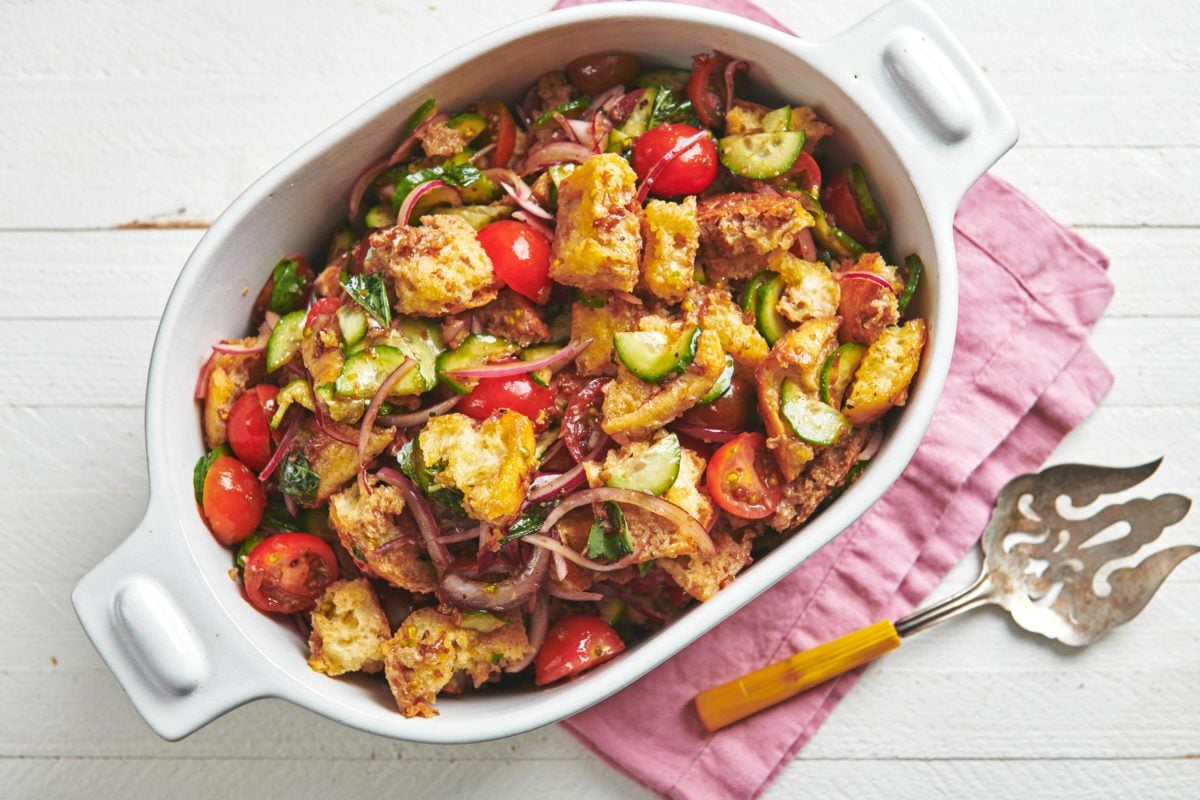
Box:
4;1;1198;796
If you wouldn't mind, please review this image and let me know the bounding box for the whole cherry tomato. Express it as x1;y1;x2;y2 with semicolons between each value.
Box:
477;220;553;305
632;123;719;198
242;532;339;614
201;455;267;545
534;614;626;686
705;432;783;520
459;374;556;432
227;385;279;471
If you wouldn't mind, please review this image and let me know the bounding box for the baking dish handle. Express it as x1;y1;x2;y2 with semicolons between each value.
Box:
72;507;271;740
813;0;1019;216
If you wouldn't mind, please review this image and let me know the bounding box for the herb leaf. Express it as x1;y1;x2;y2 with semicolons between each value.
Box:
340;272;392;327
267;258;308;314
278;452;319;505
391;162;489;217
586;502;634;560
501;501;557;544
193;444;231;502
648;86;698;129
259;501;302;534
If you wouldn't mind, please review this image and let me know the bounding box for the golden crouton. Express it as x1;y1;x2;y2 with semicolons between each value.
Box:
417;117;472;159
696;193;813;280
601;323;726;443
570;295;640;376
327;477;437;593
473;289;552;346
547;507;596;592
659;529;755;601
417;411;538;525
202;342;265;448
363;215;498;317
532;71;578;118
550;154;643;293
640;197;699;303
683;284;769;377
844;319;927;426
754;317;840;480
382;607;533;718
770;426;870;531
771;251;841;324
791;106;834;153
836;252;904;293
308;579;392;676
291;420;395;505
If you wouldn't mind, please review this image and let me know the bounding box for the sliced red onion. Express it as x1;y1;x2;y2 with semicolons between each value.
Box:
376;467;451;571
439;546;550;613
260;412;302;482
553;112;584;145
518;142;594;176
521;534;639;572
357;358;415;495
376;394;461;428
671;422;740;443
539;486;715;555
194;352;216;400
528;462;588;503
589;113;613;153
548;585;604;603
282;493;300;519
723;58;748;110
505;591;548;673
636;130;712;205
470;143;496;165
499;181;554;221
349;158;390;220
433;527;481;545
553;553;569;581
837;271;892;291
444;338;590;379
584;85;626;119
259;311;280;337
482;167;524;188
859;426;884;462
511;210;555;240
794;227;818;261
476;521;490;553
397;180;458;226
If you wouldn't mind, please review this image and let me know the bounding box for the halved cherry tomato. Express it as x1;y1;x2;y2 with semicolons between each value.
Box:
242;532;339;614
686;52;732;128
631;123;719;198
534;614;626;686
787;151;822;196
822;170;884;248
305;296;341;330
705;432;783;519
477;220;553;304
476;100;517;168
201;455;267;545
561;376;610;462
227;385;279;471
459;374;556;432
681;375;757;431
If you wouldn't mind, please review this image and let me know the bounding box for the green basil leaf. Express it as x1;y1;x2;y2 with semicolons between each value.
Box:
192;444;231;503
259;501;302;534
278;452;319;505
340;272;392;327
235;531;266;575
648;86;698;129
501;502;557;544
533;96;590;129
586;502;633;560
267;258;307;314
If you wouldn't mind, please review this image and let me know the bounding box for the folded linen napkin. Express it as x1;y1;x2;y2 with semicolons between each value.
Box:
551;2;1115;796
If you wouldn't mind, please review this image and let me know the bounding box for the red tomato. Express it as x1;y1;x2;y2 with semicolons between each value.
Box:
201;455;267;545
534;615;626;686
459;374;556;432
305;297;341;330
242;533;339;614
477;100;517;168
821;171;872;246
477;221;553;304
788;151;823;196
686;52;732;128
227;385;279;471
705;432;783;519
632;123;718;198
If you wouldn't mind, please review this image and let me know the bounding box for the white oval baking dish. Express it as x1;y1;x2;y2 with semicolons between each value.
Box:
73;0;1016;743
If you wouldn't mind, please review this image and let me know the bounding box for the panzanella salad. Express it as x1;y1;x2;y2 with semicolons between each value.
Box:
193;51;927;718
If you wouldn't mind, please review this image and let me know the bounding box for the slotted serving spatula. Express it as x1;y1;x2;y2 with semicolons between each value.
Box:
695;460;1196;731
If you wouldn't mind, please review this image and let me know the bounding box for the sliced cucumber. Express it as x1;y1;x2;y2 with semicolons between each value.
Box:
740;269;774;313
435;333;520;394
605;432;681;496
535;425;561;462
613;325;700;384
898;254;923;315
457;174;498;205
458;610;511;633
547;163;578;209
699;355;735;404
621;86;657;138
364;203;397;229
780;377;848;446
795;193;865;261
390;317;443;392
335;345;422;399
718;131;805;180
402;98;437;138
847;164;883;231
336;306;368;349
427;203;513;231
266;309;306;373
270;378;316;429
447;112;488;142
819;342;868;409
755;274;790;345
634;68;691;93
762;105;793;133
520;343;564;387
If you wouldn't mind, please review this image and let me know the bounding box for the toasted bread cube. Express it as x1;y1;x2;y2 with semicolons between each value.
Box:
417;117;472;159
202;342;265;448
791;106;834;153
640;197;699;303
383;607;533;718
772;251;840;324
363;215;498;317
307;579;391;676
417;411;538;525
473;289;552;346
550;154;643;293
328;477;437;593
844;319;927;425
697;193;813;280
770;426;871;531
292;420;394;505
683;285;769;376
571;295;640;376
659;529;755;601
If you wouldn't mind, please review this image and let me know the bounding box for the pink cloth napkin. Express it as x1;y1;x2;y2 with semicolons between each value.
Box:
552;1;1115;796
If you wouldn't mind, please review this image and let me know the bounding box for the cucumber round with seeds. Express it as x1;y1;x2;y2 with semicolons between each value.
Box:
265;309;306;373
780;378;849;447
605;432;682;496
435;333;520;394
718;131;805;179
613;325;700;384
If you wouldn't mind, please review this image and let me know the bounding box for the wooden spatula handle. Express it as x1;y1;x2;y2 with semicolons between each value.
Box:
694;620;902;731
